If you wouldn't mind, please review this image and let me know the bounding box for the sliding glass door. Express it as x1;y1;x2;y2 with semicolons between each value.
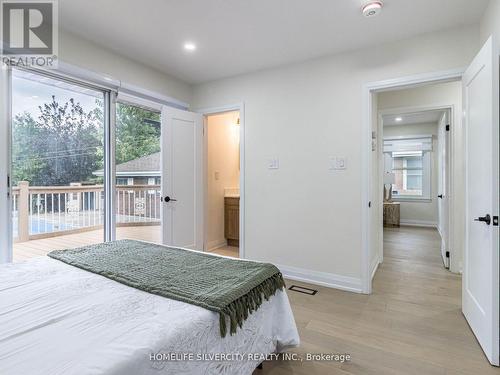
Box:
3;68;168;262
11;70;106;261
114;102;162;244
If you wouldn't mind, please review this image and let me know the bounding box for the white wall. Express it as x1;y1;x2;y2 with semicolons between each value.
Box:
377;81;463;273
480;0;500;48
207;111;240;250
59;31;192;104
192;26;479;290
383;123;439;226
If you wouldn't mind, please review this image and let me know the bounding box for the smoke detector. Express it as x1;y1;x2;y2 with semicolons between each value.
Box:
362;1;383;17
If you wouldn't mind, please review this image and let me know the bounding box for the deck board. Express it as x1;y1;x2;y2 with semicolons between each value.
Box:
13;226;162;261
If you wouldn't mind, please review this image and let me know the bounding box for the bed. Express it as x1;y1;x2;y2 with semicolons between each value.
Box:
0;245;300;375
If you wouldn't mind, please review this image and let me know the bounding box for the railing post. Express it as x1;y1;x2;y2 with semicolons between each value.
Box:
18;181;30;242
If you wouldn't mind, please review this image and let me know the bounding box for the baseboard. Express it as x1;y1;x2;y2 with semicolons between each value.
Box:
400;219;437;228
276;263;363;294
436;224;443;238
206;239;227;252
370;258;380;280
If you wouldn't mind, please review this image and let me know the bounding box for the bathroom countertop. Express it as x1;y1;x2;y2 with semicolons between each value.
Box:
224;188;240;198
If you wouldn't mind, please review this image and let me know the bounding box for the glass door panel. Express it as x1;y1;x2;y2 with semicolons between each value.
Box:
114;102;161;244
11;69;106;261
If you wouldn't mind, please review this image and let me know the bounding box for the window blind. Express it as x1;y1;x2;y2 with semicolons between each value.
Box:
383;135;433;153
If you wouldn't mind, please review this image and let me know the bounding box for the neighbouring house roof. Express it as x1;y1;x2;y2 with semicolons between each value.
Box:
93;152;160;177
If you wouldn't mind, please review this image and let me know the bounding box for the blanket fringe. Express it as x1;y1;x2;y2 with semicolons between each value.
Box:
219;272;285;337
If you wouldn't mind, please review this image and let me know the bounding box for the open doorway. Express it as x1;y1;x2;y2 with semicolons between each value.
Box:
363;40;499;365
381;108;451;268
367;79;463;285
204;110;241;258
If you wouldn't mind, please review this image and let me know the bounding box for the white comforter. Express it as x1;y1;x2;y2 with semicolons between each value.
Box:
0;257;299;375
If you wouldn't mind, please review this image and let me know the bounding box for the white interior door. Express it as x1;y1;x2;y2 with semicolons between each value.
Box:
161;106;203;250
437;111;450;268
462;36;499;366
0;64;11;263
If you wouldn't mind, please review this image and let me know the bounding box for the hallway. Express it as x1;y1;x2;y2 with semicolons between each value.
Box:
257;226;498;374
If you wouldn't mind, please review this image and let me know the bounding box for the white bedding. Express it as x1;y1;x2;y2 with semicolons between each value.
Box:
0;257;299;375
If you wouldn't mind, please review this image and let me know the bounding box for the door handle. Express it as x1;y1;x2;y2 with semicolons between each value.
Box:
474;214;491;225
438;194;443;199
162;196;177;203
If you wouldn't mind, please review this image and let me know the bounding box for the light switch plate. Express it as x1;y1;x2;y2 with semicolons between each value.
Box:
336;157;346;169
268;158;279;169
330;157;347;170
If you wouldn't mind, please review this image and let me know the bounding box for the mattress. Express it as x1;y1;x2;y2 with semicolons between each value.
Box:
0;256;300;375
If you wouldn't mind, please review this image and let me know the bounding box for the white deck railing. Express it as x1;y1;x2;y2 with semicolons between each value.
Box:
12;181;161;242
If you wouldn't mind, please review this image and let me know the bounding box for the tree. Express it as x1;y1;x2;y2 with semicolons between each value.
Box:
12;97;161;187
12;96;103;186
11;112;48;185
115;103;160;165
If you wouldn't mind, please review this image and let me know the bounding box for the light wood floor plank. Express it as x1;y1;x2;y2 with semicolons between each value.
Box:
255;226;498;374
11;226;497;373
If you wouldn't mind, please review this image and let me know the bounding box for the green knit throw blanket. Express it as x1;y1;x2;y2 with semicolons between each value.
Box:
48;240;285;337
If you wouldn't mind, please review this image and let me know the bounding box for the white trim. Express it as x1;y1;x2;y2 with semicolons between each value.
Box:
44;61;189;110
361;68;464;294
400;219;438;227
116;92;163;113
197;103;246;260
371;259;380;281
104;91;117;242
276;264;363;293
0;64;12;263
206;239;228;252
94;171;161;177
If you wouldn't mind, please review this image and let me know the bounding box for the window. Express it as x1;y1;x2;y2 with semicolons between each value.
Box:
115;102;161;243
116;178;128;186
10;69;106;258
384;136;432;201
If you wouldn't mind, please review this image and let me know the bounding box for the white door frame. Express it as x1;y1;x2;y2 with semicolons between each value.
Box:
196;103;245;259
361;68;464;294
0;64;12;263
376;104;454;268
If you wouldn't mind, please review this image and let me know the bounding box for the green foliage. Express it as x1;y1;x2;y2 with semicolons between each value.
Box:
116;103;160;165
12;96;103;186
12;97;160;187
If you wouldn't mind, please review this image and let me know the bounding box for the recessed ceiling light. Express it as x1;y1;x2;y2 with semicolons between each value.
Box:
362;1;383;17
184;42;196;51
395;117;403;122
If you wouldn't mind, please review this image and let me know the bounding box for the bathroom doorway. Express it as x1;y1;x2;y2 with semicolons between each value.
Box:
203;110;241;258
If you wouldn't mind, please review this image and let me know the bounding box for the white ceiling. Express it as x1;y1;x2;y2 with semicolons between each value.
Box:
383;110;446;127
59;0;489;84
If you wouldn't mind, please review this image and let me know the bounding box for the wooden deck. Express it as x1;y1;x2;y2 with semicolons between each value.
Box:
13;226;161;261
13;226;238;261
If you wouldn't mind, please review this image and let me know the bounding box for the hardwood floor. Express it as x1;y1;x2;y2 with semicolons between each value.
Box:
255;226;498;374
13;226;497;373
208;245;239;257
